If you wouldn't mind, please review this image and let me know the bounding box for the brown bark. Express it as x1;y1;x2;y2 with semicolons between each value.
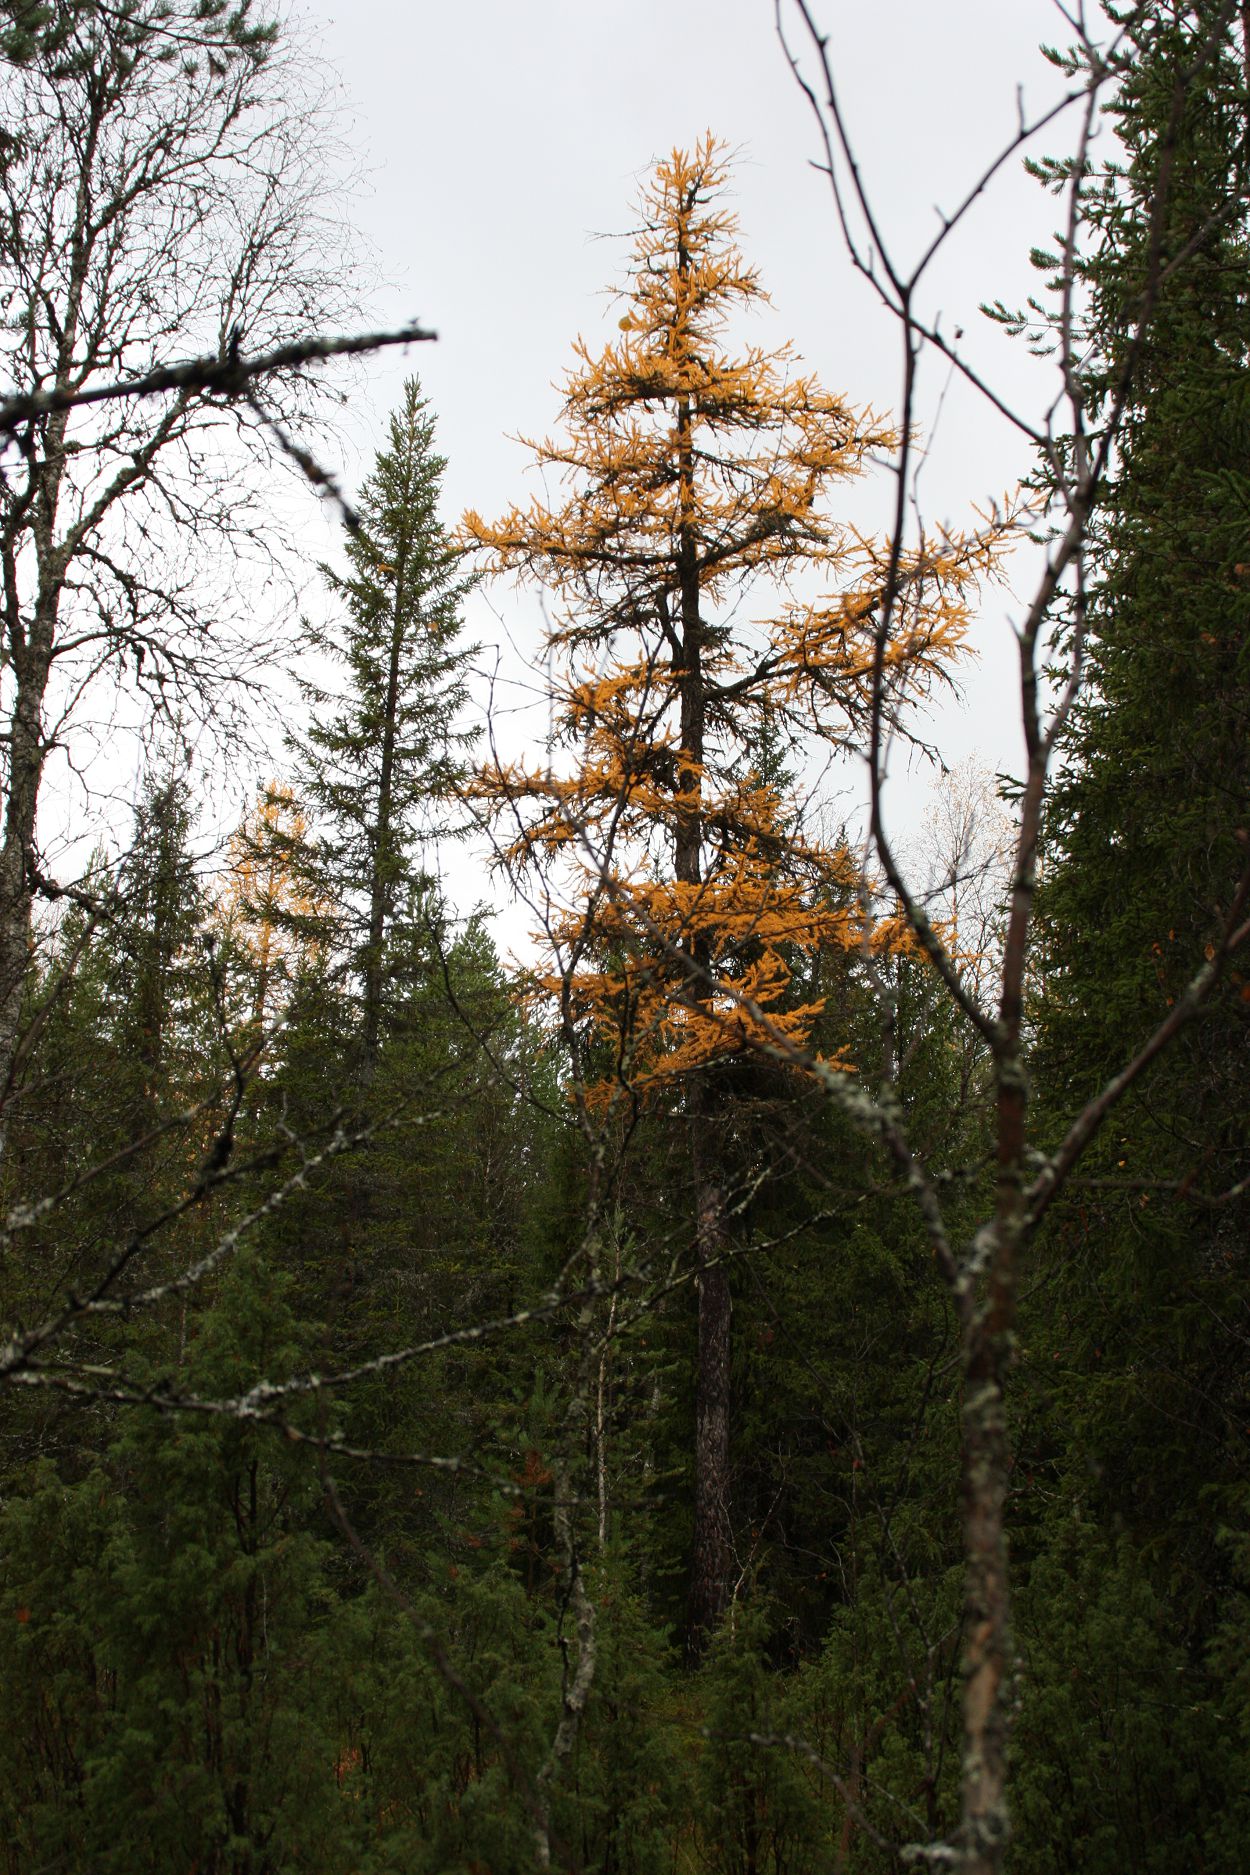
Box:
670;300;736;1649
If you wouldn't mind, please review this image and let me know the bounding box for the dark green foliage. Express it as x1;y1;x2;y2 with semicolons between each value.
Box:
0;1255;678;1875
1011;1531;1250;1875
0;770;237;1477
287;378;476;1068
693;1600;828;1874
1031;0;1250;1564
0;0;276;72
1019;4;1250;1863
0;1257;361;1875
0;0;71;63
556;1569;684;1874
11;768;213;1187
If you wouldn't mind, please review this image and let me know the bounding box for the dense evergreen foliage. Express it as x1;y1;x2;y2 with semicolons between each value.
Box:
288;377;477;1074
1016;8;1250;1865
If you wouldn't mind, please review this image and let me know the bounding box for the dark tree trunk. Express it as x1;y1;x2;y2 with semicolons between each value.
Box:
0;635;50;1134
672;352;735;1653
688;1111;733;1652
359;541;410;1080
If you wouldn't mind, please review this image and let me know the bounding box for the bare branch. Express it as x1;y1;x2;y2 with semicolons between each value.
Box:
0;321;437;435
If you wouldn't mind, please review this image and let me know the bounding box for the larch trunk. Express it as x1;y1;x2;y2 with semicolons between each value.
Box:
688;1117;733;1651
672;353;734;1653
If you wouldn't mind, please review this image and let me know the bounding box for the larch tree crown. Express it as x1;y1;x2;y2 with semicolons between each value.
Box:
463;137;997;1100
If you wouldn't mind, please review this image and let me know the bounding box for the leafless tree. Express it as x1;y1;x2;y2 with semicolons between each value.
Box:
0;0;386;1146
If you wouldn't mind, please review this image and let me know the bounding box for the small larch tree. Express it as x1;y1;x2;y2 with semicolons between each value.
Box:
221;781;327;1034
463;137;997;1646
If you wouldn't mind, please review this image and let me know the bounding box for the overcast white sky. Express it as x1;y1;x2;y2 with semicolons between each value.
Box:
295;0;1074;503
259;2;1090;933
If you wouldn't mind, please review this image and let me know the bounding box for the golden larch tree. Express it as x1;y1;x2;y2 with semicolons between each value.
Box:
462;137;1001;1646
220;782;326;1034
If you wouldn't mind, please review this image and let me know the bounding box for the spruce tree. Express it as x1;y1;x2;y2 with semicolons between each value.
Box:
1020;7;1250;1864
109;770;210;1117
3;766;221;1304
292;378;475;1073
